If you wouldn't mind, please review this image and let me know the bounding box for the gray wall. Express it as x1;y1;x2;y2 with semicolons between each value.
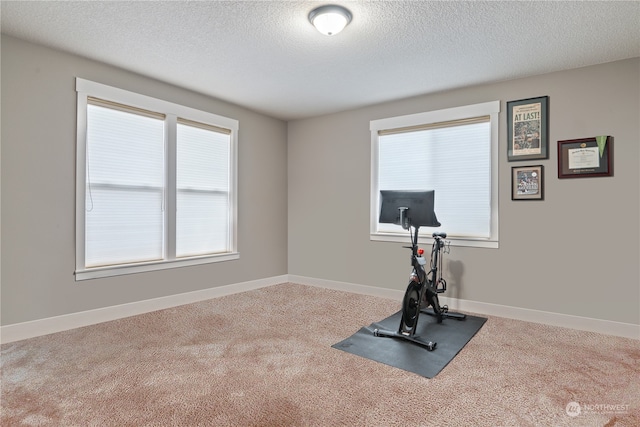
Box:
1;36;288;325
2;34;638;328
288;58;639;325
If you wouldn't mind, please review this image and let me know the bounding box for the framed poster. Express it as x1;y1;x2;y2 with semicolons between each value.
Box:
507;96;549;161
558;136;613;178
512;165;544;200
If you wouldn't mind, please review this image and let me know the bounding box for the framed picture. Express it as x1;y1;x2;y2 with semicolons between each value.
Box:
558;136;613;178
507;96;549;161
512;165;544;200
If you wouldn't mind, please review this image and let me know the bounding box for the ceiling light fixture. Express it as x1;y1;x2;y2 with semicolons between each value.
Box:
308;5;352;36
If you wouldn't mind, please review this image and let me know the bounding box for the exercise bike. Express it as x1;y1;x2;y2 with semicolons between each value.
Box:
374;191;466;351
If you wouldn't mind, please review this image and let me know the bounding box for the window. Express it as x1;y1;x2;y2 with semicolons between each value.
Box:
370;101;500;248
76;78;238;280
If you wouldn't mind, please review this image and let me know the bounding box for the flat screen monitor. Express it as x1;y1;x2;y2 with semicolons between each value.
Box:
379;190;441;228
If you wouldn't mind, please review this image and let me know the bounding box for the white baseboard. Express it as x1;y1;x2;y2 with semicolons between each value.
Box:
2;274;638;343
0;275;287;344
289;275;640;340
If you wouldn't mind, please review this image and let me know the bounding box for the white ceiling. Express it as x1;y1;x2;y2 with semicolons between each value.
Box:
2;1;639;120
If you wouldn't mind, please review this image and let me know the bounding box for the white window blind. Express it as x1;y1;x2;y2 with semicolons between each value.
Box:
370;101;500;248
76;78;239;280
176;120;231;257
85;101;165;267
378;119;491;238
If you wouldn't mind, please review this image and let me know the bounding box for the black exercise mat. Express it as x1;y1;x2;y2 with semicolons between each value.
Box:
332;310;487;378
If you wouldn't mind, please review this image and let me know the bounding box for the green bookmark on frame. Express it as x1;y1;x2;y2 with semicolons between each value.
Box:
596;135;608;158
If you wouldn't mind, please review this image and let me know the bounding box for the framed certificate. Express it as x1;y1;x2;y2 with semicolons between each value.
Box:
557;136;613;178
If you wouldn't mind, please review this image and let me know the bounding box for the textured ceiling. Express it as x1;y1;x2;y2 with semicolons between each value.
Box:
2;1;639;120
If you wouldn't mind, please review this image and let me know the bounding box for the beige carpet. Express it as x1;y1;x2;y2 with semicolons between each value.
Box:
1;283;638;426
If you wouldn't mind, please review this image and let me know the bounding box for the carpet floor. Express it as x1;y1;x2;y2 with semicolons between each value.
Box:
1;283;639;426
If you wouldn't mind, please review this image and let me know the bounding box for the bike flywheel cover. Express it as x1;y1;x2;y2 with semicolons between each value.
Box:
401;282;422;329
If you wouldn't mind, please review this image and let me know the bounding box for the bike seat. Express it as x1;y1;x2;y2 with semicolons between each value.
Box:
432;231;447;239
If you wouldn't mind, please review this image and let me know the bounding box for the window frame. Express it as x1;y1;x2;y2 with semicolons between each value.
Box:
75;78;239;280
370;101;500;249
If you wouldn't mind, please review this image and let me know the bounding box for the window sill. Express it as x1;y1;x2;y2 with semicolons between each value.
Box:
371;233;498;249
75;252;240;281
